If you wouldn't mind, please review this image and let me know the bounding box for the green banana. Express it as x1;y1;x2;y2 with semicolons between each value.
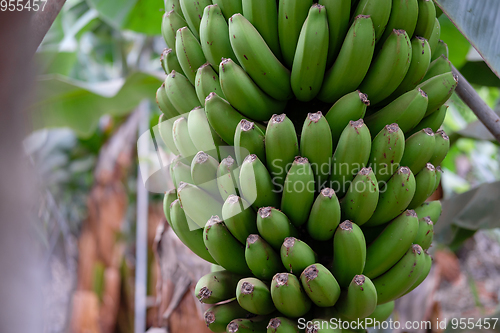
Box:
364;301;395;325
358;29;412;105
161;10;188;51
278;0;313;68
290;4;329;101
331;221;367;287
318;15;375;103
222;195;258;244
212;0;242;20
408;163;437;209
300;263;341;307
271;273;312;318
156;81;181;119
324;91;370;145
242;0;282;60
372;244;426;304
204;215;252;274
281;237;318;275
195;63;225;104
431;39;448;61
330;119;372;197
364;210;419;278
319;0;352;67
199;4;239;73
239;155;280;210
267;317;301;333
158;114;181;155
171;158;193;188
265;114;299;187
211;264;225;272
433;165;442;193
408;104;447;136
300;112;333;190
404;250;432;294
353;0;392;43
176;26;207;85
361;223;386;246
229;14;292;101
341;168;379;226
187;106;225;159
169;199;217;263
363;167;416;227
422;55;452;82
414;216;434;250
172;116;198;160
281;157;316;227
228;316;274;333
163;189;178;227
413;0;436;40
429;129;450;166
366;123;405;185
195;270;243;303
179;0;212;40
245;234;284;280
161;48;184;75
365;88;429;135
219;58;287;121
417;67;458;117
257;207;299;250
217;156;240;201
236;277;276;315
205;300;250;333
306;188;341;241
379;0;418;45
399;128;436;174
177;182;223;228
165;0;184;19
191;151;221;198
414;200;442;224
165;71;201;114
428;18;441;56
335;275;377;320
234;119;266;166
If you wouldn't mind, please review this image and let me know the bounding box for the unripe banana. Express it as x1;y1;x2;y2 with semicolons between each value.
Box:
413;0;436;40
300;112;333;190
257;207;299;250
242;0;282;60
229;14;292;101
187;106;225;160
205;300;250;333
179;0;211;40
408;163;436;209
165;0;184;19
222;195;258;244
246;234;284;280
161;10;188;51
404;249;432;294
319;0;352;67
196;270;243;304
330;119;372;197
177;182;223;228
291;4;329;101
361;223;386;246
341;168;379;226
300;263;341;307
195;63;225;105
165;71;201;114
271;273;312;318
409;104;448;135
414;200;442;224
204;215;252;274
236;278;276;315
364;88;428;135
212;264;225;272
278;0;313;68
400;128;436;174
417;71;458;116
220;58;287;121
431;39;449;61
379;0;418;45
429;130;450;166
307;188;341;241
372;244;426;304
422;55;452;82
332;221;367;287
176;26;207;85
234;119;266;166
324;91;369;146
364;167;416;227
169;199;217;263
367;123;405;185
228;316;275;333
191;151;221;199
161;48;184;76
364;209;419;278
318;15;375;103
267;317;301;333
281;157;316;227
281;237;318;275
199;4;239;73
353;0;392;43
365;301;395;325
172;116;198;160
265;114;299;187
217;156;240;201
428;17;441;53
212;0;243;20
358;29;412;105
240;155;280;210
171;158;193;188
335;275;377;320
432;166;442;194
158;114;181;155
414;216;434;250
163;189;178;227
